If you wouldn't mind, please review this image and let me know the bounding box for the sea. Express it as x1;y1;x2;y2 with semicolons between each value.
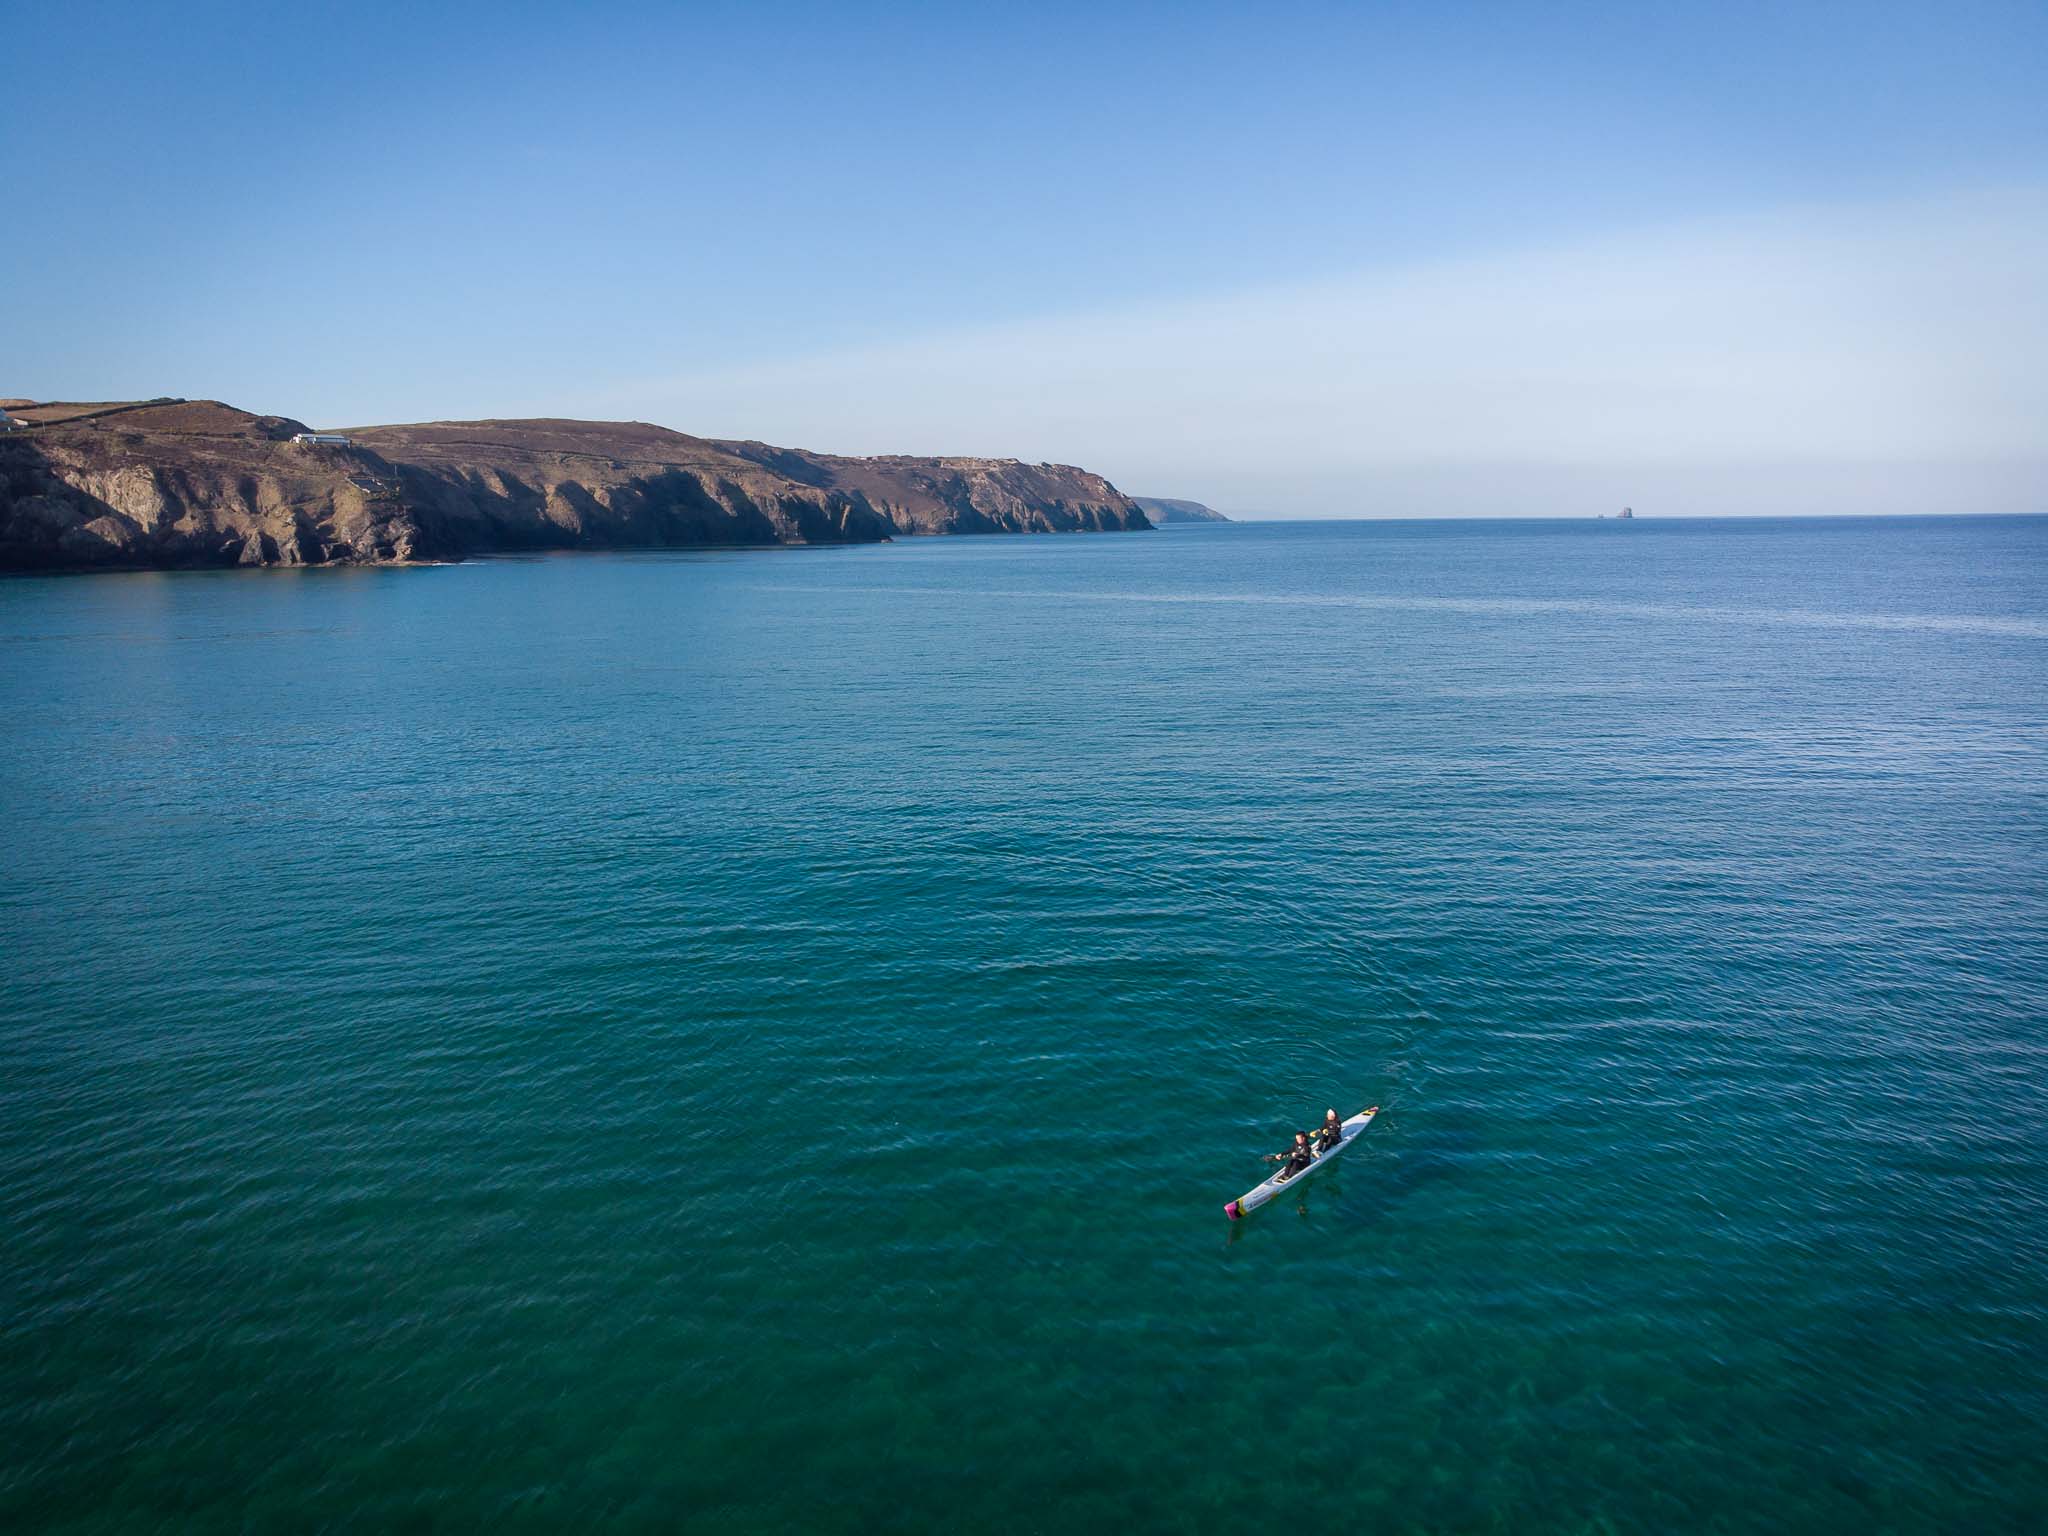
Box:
3;516;2044;1533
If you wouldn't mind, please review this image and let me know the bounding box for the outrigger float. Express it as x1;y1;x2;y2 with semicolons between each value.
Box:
1225;1106;1378;1220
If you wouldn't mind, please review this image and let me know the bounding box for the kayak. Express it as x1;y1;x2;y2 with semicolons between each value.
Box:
1225;1106;1378;1220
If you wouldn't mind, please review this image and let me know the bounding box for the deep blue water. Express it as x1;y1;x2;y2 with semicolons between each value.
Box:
3;517;2045;1532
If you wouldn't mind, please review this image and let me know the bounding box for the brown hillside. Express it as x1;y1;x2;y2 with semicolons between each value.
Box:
3;400;1149;570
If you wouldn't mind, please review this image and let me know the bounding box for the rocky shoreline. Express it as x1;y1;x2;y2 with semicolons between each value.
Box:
0;398;1151;571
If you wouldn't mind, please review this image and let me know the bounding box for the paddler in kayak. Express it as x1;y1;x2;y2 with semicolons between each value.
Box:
1315;1108;1343;1153
1266;1132;1316;1181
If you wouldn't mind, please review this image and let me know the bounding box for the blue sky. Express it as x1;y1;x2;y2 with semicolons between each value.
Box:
6;0;2045;514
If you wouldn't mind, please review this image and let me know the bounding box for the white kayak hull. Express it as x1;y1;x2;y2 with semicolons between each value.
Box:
1225;1107;1378;1220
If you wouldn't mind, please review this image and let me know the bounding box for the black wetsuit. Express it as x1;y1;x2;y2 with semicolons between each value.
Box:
1316;1119;1343;1153
1278;1142;1315;1180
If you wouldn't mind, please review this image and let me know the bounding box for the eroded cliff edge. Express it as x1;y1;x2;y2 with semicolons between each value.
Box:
0;398;1151;571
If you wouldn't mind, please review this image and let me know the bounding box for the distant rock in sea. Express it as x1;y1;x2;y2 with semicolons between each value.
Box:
1132;496;1231;524
0;398;1150;570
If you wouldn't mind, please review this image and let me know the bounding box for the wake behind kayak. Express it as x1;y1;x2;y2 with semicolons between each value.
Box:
1225;1106;1379;1220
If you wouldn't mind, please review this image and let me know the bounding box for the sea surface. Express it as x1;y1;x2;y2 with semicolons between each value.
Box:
3;517;2045;1533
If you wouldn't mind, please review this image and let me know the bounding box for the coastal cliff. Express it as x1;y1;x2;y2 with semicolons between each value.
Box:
346;418;895;556
712;440;1146;536
1132;496;1231;524
0;398;1150;570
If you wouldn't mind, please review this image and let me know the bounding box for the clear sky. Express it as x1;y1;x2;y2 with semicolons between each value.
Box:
6;0;2044;515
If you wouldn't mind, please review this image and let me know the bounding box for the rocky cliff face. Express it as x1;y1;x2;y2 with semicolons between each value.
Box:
711;441;1151;536
0;400;428;569
0;398;1150;571
345;419;894;555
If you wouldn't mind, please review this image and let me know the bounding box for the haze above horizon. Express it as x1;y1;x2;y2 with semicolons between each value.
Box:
7;1;2044;517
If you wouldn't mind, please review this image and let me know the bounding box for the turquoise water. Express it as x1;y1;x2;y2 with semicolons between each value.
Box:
3;518;2045;1533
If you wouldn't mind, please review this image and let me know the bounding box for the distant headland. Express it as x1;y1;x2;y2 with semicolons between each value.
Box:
1132;496;1231;524
0;398;1152;571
